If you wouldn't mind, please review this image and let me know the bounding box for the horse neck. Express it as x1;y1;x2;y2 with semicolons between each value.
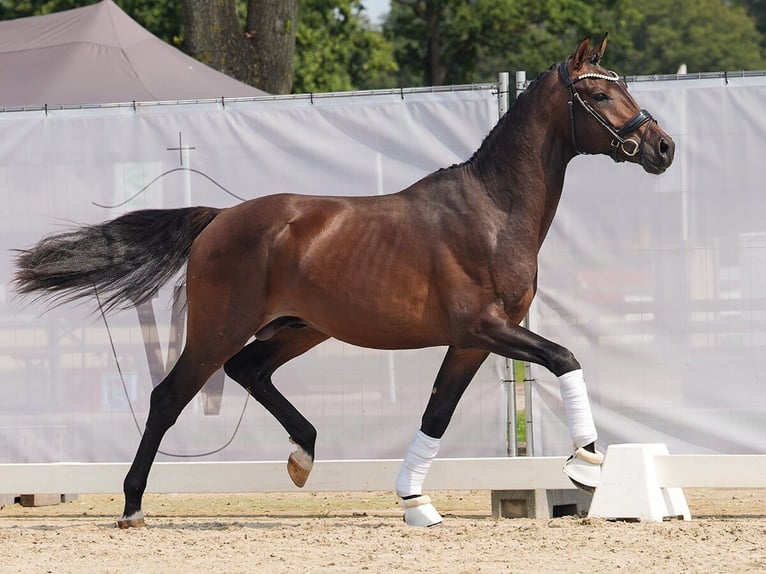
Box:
468;71;575;246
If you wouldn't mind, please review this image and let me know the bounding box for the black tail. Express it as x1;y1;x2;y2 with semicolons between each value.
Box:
14;206;221;312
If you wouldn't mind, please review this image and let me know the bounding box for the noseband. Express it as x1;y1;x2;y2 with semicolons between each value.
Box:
559;61;654;161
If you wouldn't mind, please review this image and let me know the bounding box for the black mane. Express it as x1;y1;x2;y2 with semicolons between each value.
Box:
436;64;559;176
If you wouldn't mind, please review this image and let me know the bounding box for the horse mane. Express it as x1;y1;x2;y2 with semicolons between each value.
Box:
436;65;558;174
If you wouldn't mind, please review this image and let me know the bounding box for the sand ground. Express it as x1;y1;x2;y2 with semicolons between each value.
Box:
1;489;765;573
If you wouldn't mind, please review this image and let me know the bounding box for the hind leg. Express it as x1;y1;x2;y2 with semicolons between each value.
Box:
224;326;329;487
118;349;224;528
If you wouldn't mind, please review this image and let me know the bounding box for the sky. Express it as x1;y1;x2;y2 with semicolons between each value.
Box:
361;0;391;26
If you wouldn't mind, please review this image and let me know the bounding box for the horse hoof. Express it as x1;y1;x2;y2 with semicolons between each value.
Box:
401;495;443;527
287;441;314;488
563;447;604;492
116;511;145;529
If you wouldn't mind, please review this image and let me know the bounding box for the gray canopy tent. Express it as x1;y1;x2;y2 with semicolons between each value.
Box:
0;0;266;107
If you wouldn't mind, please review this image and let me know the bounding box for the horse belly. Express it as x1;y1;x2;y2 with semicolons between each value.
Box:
288;262;450;350
260;194;453;349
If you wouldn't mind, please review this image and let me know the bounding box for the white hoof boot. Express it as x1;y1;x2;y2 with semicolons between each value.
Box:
401;495;443;527
563;447;604;492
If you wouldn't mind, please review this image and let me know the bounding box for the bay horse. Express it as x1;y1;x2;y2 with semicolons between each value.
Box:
14;36;674;528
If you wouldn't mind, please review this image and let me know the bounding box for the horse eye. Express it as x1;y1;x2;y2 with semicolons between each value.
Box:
593;92;609;102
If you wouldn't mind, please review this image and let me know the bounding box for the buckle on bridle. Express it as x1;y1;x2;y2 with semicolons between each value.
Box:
617;138;640;157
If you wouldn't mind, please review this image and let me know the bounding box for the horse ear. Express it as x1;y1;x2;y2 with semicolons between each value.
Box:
572;36;592;71
589;33;609;65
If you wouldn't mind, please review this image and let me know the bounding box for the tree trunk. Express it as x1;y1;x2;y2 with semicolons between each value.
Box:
182;0;298;94
424;2;447;85
247;0;298;94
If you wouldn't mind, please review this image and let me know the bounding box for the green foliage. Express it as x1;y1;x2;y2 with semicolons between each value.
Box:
605;0;766;73
293;0;398;92
385;0;766;84
385;0;601;85
0;0;90;17
516;409;526;445
731;0;766;48
3;0;765;90
117;0;184;47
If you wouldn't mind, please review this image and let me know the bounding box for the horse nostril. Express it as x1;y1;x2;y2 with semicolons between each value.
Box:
656;137;676;167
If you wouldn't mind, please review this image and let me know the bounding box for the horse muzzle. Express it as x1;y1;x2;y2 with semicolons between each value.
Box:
638;128;675;175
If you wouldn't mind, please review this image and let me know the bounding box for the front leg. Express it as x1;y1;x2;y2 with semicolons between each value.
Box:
465;311;603;489
397;347;489;526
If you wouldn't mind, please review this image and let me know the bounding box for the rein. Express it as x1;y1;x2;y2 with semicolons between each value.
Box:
558;60;654;161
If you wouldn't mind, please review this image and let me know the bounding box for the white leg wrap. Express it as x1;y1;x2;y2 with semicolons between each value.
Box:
558;369;597;449
396;430;441;498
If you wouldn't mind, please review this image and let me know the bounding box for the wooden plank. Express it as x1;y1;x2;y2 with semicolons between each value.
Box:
654;455;766;488
0;458;573;495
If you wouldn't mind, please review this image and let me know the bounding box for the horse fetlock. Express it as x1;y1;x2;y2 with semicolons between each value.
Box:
287;438;314;488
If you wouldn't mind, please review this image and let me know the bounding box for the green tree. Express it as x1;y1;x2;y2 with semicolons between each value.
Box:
7;0;764;92
293;0;397;92
601;0;766;73
0;0;398;93
384;0;766;85
119;0;184;47
733;0;766;48
184;0;397;93
384;0;604;86
182;0;298;93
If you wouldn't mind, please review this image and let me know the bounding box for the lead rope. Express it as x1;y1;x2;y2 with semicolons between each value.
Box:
94;285;249;458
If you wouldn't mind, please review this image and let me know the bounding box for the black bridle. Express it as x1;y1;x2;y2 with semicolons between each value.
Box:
559;60;655;162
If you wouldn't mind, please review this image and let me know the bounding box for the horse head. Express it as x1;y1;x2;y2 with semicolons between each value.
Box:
560;35;675;174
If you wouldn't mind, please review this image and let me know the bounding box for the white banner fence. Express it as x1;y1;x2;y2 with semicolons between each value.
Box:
2;71;766;495
0;86;508;468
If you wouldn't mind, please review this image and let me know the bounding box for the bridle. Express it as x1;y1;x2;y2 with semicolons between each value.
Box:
559;60;655;162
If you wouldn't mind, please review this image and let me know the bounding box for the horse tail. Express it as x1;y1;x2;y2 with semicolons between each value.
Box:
14;206;221;312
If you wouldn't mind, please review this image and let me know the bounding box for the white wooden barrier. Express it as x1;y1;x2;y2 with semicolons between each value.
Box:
1;453;765;496
0;457;572;494
654;454;766;487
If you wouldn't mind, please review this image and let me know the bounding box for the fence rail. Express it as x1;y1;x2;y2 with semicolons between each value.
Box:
1;454;764;496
